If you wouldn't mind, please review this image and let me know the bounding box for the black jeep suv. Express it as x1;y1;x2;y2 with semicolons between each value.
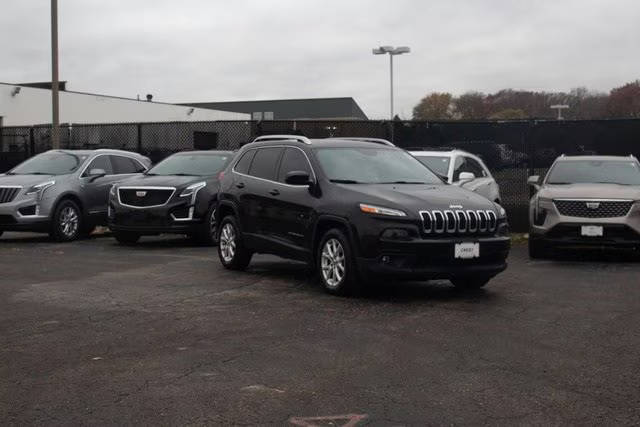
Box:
108;150;233;245
216;136;510;295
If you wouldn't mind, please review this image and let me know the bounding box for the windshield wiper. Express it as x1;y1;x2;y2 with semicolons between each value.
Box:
379;181;425;184
330;179;361;184
172;173;198;176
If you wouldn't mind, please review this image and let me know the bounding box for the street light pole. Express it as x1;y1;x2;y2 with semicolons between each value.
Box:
51;0;60;149
373;45;410;120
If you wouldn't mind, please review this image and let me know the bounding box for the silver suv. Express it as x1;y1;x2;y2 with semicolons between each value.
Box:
528;155;640;258
410;148;502;203
0;149;150;241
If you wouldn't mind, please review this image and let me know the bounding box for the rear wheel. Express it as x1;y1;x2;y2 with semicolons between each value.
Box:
218;216;252;270
317;228;360;296
192;204;218;246
113;231;140;245
49;200;82;242
451;277;491;289
528;239;546;259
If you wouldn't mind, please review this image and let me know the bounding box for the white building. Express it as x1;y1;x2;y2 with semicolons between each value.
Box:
0;82;249;126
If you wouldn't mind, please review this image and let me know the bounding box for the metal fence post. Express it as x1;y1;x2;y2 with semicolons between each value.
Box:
137;123;142;154
29;127;35;156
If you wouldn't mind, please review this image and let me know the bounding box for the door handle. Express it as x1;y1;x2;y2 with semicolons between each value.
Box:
236;182;245;189
269;189;280;196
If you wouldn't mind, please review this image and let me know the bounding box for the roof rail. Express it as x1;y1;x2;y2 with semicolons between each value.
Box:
331;137;395;147
405;146;457;152
252;134;312;145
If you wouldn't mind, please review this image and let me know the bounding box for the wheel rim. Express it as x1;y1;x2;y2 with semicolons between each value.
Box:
321;238;346;288
209;209;217;238
59;206;79;237
219;223;236;262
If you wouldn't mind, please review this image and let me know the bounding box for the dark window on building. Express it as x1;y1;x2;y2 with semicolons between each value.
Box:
234;150;256;175
248;147;283;181
84;155;113;176
278;148;312;182
194;131;218;150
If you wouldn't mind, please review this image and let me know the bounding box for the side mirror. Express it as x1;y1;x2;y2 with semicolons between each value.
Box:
528;175;541;191
458;172;475;183
285;170;312;186
88;168;107;182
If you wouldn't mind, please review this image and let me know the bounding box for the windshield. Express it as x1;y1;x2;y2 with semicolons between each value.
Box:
414;155;450;177
314;147;443;184
9;151;86;175
546;160;640;185
147;153;231;176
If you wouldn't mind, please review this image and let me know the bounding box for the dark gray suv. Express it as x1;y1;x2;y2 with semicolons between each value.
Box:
0;149;150;241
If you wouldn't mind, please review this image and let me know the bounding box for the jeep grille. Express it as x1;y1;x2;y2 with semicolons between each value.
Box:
420;209;497;235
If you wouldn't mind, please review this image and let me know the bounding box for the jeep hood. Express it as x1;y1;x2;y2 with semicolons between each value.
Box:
539;183;640;200
339;183;497;213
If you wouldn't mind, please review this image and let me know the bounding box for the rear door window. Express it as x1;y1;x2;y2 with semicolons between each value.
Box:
234;150;256;175
111;156;146;174
248;148;284;181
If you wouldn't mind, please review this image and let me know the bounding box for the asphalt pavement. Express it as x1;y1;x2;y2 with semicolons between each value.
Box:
1;232;640;425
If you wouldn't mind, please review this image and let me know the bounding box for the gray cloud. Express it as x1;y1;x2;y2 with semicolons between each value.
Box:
1;0;639;119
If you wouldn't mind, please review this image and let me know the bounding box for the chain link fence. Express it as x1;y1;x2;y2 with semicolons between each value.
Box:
2;119;640;231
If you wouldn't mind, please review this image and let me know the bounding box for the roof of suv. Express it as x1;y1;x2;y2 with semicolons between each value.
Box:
246;135;396;149
555;155;637;162
409;148;470;157
52;148;146;157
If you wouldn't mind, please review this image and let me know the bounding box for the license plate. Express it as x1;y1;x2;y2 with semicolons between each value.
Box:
581;225;603;237
454;242;480;259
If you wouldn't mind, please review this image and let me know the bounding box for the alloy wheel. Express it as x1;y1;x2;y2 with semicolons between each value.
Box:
60;206;79;237
321;238;346;288
219;223;236;262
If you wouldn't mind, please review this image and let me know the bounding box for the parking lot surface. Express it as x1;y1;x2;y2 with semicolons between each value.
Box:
2;233;640;425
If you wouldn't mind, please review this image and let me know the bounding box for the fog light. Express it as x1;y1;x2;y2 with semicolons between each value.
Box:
381;256;391;264
381;228;412;241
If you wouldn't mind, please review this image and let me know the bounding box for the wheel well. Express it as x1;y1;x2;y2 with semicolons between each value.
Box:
217;203;236;221
313;219;351;256
55;194;84;215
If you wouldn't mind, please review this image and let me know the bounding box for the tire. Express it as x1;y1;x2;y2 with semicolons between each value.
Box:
317;228;360;296
113;231;141;245
191;204;218;246
49;199;82;242
528;239;546;259
218;216;252;270
451;277;491;289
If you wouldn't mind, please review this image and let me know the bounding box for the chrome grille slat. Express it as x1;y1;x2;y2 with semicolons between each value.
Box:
0;186;21;204
420;209;498;236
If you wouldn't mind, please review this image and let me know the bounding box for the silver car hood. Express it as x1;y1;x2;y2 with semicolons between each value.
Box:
539;183;640;200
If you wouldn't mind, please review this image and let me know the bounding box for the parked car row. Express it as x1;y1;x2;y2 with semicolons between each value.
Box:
2;137;638;295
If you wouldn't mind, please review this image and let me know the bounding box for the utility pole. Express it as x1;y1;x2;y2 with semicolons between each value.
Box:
51;0;60;149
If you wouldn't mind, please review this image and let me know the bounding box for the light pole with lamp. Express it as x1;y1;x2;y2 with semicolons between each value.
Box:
372;45;410;120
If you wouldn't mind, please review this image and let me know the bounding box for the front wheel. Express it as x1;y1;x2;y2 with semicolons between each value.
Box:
317;229;360;296
218;216;252;270
451;277;491;289
50;200;82;242
113;231;140;245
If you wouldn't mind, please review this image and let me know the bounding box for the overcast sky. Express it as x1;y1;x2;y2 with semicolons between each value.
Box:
1;0;639;119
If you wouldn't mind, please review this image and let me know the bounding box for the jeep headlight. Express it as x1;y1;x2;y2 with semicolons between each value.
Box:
25;180;55;200
180;182;206;202
359;203;406;217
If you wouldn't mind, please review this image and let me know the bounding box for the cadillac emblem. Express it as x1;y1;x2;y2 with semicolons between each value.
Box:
586;202;600;210
136;191;147;197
